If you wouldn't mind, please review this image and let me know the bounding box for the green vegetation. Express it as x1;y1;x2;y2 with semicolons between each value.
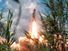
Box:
0;10;15;51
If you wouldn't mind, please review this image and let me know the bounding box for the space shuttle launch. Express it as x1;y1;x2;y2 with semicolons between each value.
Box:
32;9;36;21
31;9;39;39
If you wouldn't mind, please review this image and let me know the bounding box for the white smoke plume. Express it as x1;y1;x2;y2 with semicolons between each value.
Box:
5;0;45;38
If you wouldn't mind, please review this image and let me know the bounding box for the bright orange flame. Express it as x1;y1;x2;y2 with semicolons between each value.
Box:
31;21;38;39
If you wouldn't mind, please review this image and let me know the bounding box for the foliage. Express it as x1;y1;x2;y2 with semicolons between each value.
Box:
0;9;15;51
42;0;68;34
40;0;68;50
0;44;11;51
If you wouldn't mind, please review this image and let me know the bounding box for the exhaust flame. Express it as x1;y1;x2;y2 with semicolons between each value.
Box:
10;8;47;51
31;21;38;39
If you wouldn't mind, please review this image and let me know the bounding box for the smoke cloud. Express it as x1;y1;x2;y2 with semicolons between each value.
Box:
5;0;46;38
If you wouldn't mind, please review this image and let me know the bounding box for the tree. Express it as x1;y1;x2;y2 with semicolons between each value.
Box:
0;10;15;51
40;0;68;51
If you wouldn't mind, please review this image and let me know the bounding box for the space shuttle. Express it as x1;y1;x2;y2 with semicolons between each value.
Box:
32;9;36;21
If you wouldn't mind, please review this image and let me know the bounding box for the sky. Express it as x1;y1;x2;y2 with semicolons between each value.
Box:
0;0;50;38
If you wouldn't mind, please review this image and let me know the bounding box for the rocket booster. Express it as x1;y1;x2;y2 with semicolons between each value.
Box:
32;9;36;21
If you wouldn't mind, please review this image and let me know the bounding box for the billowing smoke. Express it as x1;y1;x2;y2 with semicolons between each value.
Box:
5;0;45;38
